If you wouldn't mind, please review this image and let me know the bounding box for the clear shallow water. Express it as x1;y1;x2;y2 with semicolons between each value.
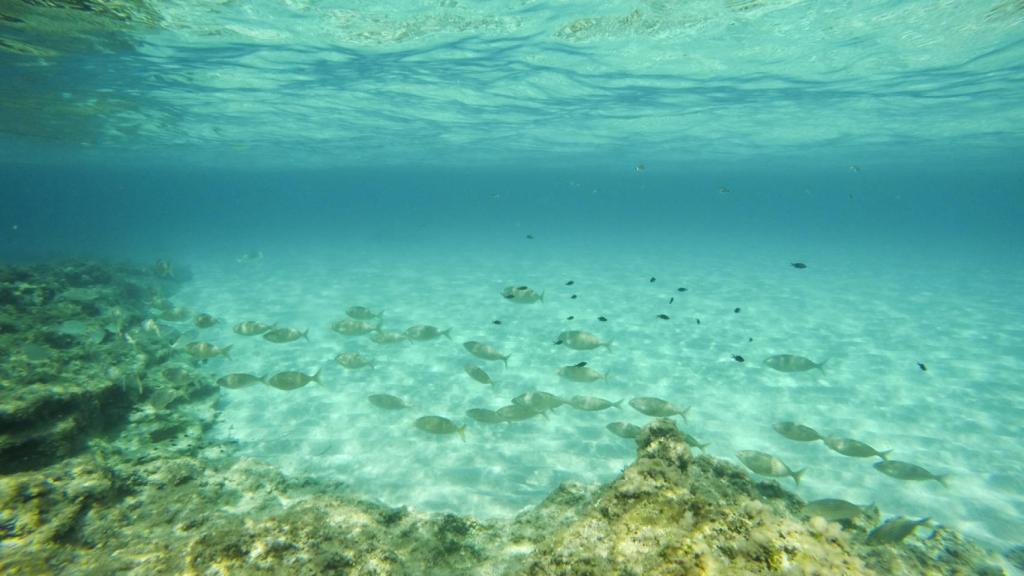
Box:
1;0;1023;559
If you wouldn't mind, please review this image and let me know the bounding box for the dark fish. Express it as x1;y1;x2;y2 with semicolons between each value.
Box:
635;163;646;172
669;297;674;304
574;361;587;368
791;262;808;269
865;517;930;546
918;362;927;371
649;277;656;283
570;294;577;299
517;285;528;290
597;316;607;322
677;287;687;292
732;355;745;363
748;337;754;342
368;394;407;410
565;280;574;286
466;408;505;423
526;234;534;239
734;307;741;313
553;339;563;345
493;320;502;325
657;314;670;320
696;318;701;324
566;316;574;320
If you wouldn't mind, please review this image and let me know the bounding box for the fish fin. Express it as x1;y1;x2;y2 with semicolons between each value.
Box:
457;425;466;442
877;449;893;461
934;474;949;488
816;358;829;373
312;367;322;384
539;291;545;303
302;329;310;341
502;354;510;368
442;328;452;340
792;468;806;486
604;340;614;352
697;442;711;452
540;411;549;421
679;405;690;423
612;398;624;409
603;369;611;383
221;345;233;359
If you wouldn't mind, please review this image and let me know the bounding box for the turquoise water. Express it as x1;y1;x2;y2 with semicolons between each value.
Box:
2;0;1023;558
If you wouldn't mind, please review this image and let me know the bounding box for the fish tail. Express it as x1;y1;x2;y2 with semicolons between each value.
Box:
312;367;322;384
539;291;545;303
457;425;466;442
603;369;611;383
679;405;691;423
612;398;624;409
816;358;829;374
792;468;806;486
221;345;233;359
302;329;310;341
502;354;510;368
442;328;452;340
374;318;384;331
934;474;949;488
877;449;893;461
697;442;711;453
605;340;613;352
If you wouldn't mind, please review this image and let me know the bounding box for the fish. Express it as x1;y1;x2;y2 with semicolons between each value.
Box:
512;391;566;413
493;320;502;325
628;397;689;421
669;297;674;304
414;416;466;441
566;316;574;320
266;368;322;391
656;314;670;320
466;408;506;423
194;313;218;328
606;421;643;439
236;250;263;264
681;431;710;453
597;316;608;322
142;319;162;338
185;341;232;360
772;421;822;442
570;294;577;299
557;363;608;383
160;366;193;385
802;499;872;522
335;352;375;370
463;364;495;386
565;280;574;286
217;373;264;389
763;354;826;373
732;355;745;363
649;277;656;283
368;394;407;410
233;320;274;336
263;327;309;343
500;285;544;304
873;461;948;486
823;437;892;460
568;395;623;411
369;330;407;345
865;517;930;546
331;319;379;336
733;307;741;314
918;362;927;371
154;259;174;278
463;341;510;367
677;287;687;292
635;163;646;172
405;325;452;341
736;450;804;485
556;330;612;351
347;306;382;320
496;404;544;422
791;262;808;269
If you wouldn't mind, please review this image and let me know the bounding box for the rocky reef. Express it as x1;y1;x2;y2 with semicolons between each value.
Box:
0;262;1014;575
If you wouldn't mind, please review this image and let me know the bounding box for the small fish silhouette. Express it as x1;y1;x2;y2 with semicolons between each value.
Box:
493;320;502;325
791;262;808;269
656;314;670;320
918;362;927;372
649;277;656;283
732;355;745;363
734;307;741;313
566;280;574;286
597;316;608;322
677;287;688;292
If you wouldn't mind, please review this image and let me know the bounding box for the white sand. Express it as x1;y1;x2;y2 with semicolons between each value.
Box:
174;245;1022;550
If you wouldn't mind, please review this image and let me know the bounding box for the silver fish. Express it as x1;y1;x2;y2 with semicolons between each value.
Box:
263;327;309;343
873;461;947;486
803;499;873;522
346;306;382;320
405;325;452;341
865;516;930;546
557;362;607;383
185;341;232;359
216;373;264;389
606;421;643;439
463;341;510;367
336;352;375;370
556;330;612;351
628;397;689;421
368;394;407;410
266;369;321;390
512;391;566;413
414;415;465;441
568;395;623;411
233;320;274;336
501;285;544;304
331;318;380;336
496;404;544;422
824;437;892;460
369;330;407;345
463;364;495;386
681;431;711;453
772;421;822;442
763;354;826;373
466;408;506;424
736;450;804;485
